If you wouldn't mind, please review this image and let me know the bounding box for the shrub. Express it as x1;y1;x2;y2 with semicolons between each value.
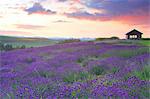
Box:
59;39;80;44
0;42;4;50
124;66;150;81
63;73;76;83
38;71;55;78
139;87;150;98
77;57;89;67
4;44;13;51
111;67;119;74
77;58;84;63
90;66;105;76
133;66;150;80
20;45;26;49
95;38;107;41
141;38;150;40
110;36;119;40
95;36;119;41
25;58;35;63
0;42;26;51
63;72;92;83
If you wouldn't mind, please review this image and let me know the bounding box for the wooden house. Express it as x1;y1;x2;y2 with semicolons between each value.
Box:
126;29;143;40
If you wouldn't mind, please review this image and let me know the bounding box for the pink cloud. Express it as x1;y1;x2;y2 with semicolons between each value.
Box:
115;13;150;25
0;30;33;35
15;24;46;29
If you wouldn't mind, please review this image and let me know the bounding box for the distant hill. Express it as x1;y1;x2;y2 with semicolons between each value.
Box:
0;35;59;47
0;35;51;43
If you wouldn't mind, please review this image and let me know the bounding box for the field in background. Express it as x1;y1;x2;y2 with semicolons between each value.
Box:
0;36;59;48
1;36;150;48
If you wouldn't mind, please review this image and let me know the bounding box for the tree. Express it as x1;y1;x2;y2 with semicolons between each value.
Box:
0;42;4;51
20;45;26;49
110;36;119;40
5;44;13;51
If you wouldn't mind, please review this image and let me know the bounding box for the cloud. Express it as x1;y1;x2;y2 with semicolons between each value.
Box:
64;0;150;25
65;11;113;21
15;24;46;29
82;0;149;11
99;0;149;17
0;30;33;35
52;20;71;23
58;0;80;3
58;0;67;2
53;20;71;23
65;10;149;25
24;2;56;15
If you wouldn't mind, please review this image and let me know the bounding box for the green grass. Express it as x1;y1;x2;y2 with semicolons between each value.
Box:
133;66;150;80
38;71;55;78
77;55;102;67
118;40;150;46
63;72;94;83
111;67;120;74
3;40;58;48
101;47;149;58
116;48;149;58
90;66;105;76
138;40;150;46
124;65;150;81
23;70;56;78
139;87;150;98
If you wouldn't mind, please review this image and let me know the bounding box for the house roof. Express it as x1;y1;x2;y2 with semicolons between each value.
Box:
126;29;143;35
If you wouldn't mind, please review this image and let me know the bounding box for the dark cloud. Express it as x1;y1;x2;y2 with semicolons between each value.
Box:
24;3;56;15
82;0;149;16
65;0;150;25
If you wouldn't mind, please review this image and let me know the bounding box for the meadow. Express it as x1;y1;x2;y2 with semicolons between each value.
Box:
0;39;150;98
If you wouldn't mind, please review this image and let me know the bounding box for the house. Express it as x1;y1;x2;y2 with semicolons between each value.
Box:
126;29;143;40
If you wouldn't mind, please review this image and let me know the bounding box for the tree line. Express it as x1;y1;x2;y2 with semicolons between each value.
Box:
0;42;26;51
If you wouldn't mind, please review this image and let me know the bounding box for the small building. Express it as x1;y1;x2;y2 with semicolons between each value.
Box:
126;29;143;40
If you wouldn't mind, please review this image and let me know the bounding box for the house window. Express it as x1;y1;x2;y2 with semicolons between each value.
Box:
130;35;133;38
130;35;137;38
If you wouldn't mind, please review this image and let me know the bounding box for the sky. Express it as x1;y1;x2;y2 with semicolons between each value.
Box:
0;0;149;38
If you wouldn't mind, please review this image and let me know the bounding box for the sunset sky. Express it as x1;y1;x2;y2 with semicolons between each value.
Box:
0;0;149;38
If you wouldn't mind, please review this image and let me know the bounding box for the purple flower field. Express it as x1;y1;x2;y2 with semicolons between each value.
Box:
0;42;150;98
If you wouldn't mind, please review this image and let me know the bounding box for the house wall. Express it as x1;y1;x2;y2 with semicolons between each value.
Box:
127;34;142;39
137;34;142;39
